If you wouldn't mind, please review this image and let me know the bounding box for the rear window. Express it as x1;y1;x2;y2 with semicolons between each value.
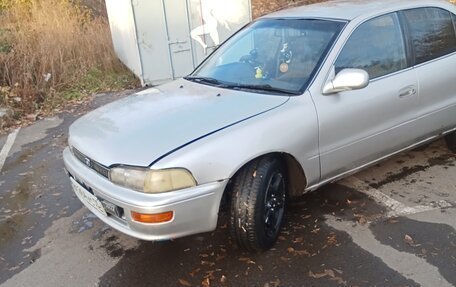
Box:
403;8;456;64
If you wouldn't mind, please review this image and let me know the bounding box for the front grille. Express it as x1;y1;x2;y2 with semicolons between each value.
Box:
73;147;110;178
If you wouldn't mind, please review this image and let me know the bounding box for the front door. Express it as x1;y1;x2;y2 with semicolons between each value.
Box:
312;12;420;180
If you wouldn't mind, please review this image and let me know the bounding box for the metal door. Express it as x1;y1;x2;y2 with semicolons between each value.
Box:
162;0;195;79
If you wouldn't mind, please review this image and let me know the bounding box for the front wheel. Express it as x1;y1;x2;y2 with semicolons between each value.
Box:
445;131;456;153
229;156;287;252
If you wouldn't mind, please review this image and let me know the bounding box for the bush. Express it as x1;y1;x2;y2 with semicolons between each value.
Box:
0;0;138;121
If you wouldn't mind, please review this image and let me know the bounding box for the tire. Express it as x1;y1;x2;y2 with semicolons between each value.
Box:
445;131;456;153
229;156;287;252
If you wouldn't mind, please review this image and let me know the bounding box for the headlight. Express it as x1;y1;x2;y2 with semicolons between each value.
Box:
110;167;197;193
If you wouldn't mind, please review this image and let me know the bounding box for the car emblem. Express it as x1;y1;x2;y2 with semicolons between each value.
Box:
84;157;91;167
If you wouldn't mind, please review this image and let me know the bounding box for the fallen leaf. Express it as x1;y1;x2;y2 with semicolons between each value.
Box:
293;237;304;243
333;268;343;275
25;114;37;121
311;228;320;234
325;269;336;278
205;271;216;280
178;279;192;286
216;255;226;261
201;260;215;267
238;257;251;262
238;257;256;264
357;216;367;225
295;249;311;256
327;234;338;246
280;256;290;262
309;270;327;279
270;279;281;287
404;234;414;245
202;278;210;287
330;276;347;285
189;268;201;277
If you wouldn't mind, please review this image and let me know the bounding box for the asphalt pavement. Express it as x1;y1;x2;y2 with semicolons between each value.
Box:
0;91;455;287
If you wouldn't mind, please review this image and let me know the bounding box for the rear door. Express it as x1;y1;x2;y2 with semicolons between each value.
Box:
310;12;419;180
401;7;456;137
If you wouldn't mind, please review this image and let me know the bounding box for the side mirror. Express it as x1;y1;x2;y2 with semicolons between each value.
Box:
322;68;369;95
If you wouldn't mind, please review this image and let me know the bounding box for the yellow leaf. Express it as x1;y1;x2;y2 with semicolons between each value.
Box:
178;279;192;286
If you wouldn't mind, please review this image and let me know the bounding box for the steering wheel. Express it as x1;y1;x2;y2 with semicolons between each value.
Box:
240;49;260;67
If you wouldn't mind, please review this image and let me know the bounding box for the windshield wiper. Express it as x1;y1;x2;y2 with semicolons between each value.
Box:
185;77;298;95
184;76;227;87
230;84;298;95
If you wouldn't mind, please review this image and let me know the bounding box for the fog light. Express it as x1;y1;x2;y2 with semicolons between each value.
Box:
131;211;173;224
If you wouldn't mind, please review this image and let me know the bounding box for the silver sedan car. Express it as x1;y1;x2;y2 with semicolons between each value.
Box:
63;0;456;251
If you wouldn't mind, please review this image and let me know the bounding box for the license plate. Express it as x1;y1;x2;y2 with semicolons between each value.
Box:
70;177;107;216
101;200;122;218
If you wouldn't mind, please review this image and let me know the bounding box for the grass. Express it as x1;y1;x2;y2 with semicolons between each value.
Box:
0;0;139;127
60;67;137;101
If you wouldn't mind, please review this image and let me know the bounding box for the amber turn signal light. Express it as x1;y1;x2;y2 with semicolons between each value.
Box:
131;211;174;223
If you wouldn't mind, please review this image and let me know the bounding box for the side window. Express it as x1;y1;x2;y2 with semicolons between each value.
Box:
335;13;407;79
403;8;456;65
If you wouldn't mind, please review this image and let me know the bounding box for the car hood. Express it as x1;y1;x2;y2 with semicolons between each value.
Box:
69;79;289;167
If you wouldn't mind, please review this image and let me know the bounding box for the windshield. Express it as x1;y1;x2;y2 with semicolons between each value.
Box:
187;19;345;95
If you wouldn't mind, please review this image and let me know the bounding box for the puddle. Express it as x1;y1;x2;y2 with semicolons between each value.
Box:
1;144;46;173
369;153;456;189
371;217;456;285
70;212;98;234
92;226;111;240
0;174;33;249
370;165;429;189
0;215;24;250
100;235;125;258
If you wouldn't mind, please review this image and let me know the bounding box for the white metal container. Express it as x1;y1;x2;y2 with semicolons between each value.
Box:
105;0;252;86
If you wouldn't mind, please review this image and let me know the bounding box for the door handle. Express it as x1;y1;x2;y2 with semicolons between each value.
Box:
399;86;417;98
173;48;191;54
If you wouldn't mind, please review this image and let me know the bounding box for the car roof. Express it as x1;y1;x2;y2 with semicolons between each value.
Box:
262;0;454;21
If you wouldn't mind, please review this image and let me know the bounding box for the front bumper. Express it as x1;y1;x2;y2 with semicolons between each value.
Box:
63;147;228;241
